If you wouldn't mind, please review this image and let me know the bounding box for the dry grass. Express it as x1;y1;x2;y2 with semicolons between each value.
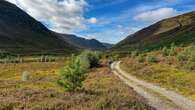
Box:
0;61;65;92
0;60;154;110
83;67;154;110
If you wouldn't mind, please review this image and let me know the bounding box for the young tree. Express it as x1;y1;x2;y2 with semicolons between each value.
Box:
57;56;87;92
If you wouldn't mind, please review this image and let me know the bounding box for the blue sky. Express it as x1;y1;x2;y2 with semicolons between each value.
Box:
6;0;195;44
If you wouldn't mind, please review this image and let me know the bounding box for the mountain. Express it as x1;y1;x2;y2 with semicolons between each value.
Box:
57;33;111;49
102;43;113;48
0;0;77;55
113;11;195;53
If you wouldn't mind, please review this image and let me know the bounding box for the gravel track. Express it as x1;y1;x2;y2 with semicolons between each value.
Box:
111;61;195;110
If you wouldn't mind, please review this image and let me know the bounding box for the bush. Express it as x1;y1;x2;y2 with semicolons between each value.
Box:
176;45;195;61
131;51;139;58
78;51;100;69
57;56;87;92
161;43;177;56
176;45;195;71
169;43;177;56
22;71;31;81
185;62;195;71
146;55;159;63
137;54;145;63
189;52;195;62
176;52;188;62
162;47;169;56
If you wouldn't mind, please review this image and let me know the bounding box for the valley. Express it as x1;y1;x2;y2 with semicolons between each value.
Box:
0;0;195;110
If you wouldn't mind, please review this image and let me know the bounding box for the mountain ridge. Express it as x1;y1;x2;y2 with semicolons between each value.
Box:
56;33;111;49
0;0;110;55
113;11;195;52
0;0;77;55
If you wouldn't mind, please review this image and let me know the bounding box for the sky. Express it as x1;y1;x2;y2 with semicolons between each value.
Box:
6;0;195;44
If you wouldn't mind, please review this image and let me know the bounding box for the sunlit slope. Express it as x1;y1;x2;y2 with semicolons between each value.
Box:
113;11;195;52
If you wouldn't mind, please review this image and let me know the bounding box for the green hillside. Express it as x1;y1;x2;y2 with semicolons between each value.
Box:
113;11;195;53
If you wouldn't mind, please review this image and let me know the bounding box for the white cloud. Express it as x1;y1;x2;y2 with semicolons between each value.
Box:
6;0;90;33
85;36;97;40
134;7;178;22
88;17;97;24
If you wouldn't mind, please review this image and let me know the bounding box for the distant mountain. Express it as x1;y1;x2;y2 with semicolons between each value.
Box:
102;43;113;48
0;0;77;55
57;33;111;49
113;11;195;52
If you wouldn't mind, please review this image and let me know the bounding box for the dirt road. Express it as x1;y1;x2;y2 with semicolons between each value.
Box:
111;61;195;110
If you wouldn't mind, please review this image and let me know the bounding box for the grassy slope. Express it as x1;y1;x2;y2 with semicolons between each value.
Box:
0;61;153;110
120;50;195;101
0;1;77;55
113;11;195;54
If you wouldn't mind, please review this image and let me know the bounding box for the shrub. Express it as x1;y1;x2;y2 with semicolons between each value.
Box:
88;53;99;68
22;71;31;81
169;43;177;56
131;51;139;58
57;56;87;92
176;45;195;61
176;52;188;62
162;47;169;56
176;45;195;71
78;51;100;69
146;55;159;63
137;54;145;63
185;62;195;71
189;52;195;62
161;43;177;56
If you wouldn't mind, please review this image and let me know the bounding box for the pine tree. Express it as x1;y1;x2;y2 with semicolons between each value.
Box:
57;56;87;92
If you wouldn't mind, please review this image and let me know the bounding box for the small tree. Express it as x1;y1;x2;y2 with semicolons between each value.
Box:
57;56;87;92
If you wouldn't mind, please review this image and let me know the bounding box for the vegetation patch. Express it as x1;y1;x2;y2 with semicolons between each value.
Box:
121;45;195;100
0;59;154;110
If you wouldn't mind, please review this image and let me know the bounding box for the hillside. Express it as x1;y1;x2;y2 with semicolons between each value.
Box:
113;11;195;53
57;33;111;49
0;0;77;55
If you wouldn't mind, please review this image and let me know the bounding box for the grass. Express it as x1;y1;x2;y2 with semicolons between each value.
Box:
121;51;195;101
0;61;65;92
0;59;153;110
